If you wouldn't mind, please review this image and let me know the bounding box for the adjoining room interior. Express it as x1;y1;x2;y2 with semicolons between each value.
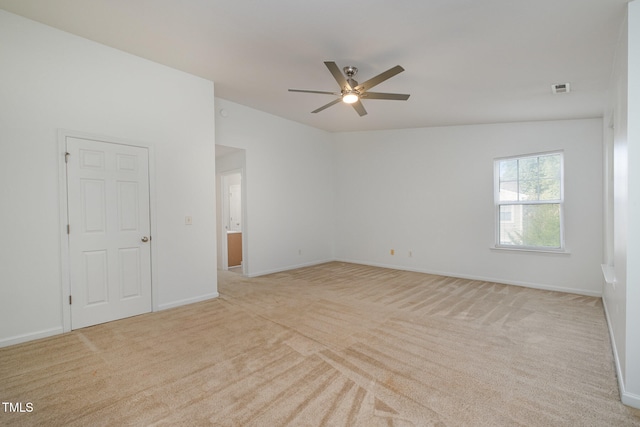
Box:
1;1;639;424
216;145;246;275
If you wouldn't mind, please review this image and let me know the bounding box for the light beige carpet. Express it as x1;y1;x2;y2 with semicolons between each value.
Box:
1;262;639;426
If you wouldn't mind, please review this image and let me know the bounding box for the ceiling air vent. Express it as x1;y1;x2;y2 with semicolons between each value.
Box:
551;83;571;94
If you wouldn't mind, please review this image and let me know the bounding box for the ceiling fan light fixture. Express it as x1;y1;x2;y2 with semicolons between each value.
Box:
288;61;408;116
342;91;359;104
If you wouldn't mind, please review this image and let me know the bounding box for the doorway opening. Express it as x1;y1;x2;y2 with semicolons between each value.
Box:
222;172;243;271
216;145;247;275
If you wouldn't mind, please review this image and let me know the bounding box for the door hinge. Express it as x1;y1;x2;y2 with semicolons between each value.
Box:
65;152;70;163
67;224;70;234
69;295;72;305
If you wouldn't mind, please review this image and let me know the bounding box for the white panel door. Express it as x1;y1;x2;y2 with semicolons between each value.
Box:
66;137;152;329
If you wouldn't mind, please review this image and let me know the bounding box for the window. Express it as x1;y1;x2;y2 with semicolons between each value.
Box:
499;206;513;223
494;151;564;251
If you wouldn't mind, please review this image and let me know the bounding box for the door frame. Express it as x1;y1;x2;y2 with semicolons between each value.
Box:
58;129;157;332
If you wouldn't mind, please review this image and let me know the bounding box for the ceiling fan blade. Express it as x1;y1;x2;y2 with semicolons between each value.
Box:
289;89;340;95
355;65;404;92
351;100;367;116
362;92;410;100
324;61;351;90
312;98;342;114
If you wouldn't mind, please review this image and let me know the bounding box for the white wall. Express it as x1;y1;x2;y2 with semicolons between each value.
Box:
604;0;640;409
214;98;604;296
333;119;604;295
626;0;640;404
215;101;604;296
214;99;335;276
0;10;217;346
604;0;629;404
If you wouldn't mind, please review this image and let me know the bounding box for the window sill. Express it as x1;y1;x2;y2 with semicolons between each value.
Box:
490;246;571;255
601;264;616;285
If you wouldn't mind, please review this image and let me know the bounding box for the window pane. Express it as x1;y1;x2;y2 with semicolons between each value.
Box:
518;157;539;182
499;205;523;245
518;157;539;200
499;205;513;222
499;159;518;181
539;154;561;179
499;180;518;201
518;179;539;201
499;204;561;248
539;178;560;200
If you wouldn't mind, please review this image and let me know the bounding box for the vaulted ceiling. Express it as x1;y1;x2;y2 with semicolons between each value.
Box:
0;0;628;132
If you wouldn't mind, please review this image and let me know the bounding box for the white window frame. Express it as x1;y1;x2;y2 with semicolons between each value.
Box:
493;150;565;252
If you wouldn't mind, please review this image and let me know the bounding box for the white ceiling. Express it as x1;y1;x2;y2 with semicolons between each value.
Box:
0;0;628;132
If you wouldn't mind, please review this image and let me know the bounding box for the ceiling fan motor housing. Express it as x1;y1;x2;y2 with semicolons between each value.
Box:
343;66;358;77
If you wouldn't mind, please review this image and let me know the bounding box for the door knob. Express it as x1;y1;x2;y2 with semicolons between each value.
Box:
141;236;149;243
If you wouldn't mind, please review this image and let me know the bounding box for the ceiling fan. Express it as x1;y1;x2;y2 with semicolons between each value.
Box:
288;61;410;117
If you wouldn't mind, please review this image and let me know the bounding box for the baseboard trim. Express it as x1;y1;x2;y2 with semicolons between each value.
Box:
334;258;602;297
247;259;334;278
602;297;640;409
621;391;640;409
1;294;223;347
0;327;64;348
248;257;602;297
156;292;219;311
